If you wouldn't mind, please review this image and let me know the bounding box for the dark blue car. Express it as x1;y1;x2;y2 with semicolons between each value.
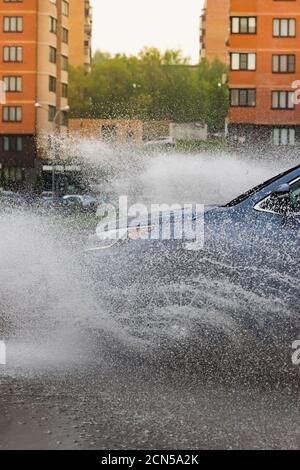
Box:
86;165;300;374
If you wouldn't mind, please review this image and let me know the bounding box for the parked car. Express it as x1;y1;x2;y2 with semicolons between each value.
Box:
0;190;27;208
41;191;55;201
62;194;98;211
143;137;175;150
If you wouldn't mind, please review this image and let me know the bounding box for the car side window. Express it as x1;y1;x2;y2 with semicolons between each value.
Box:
257;177;300;215
290;180;300;212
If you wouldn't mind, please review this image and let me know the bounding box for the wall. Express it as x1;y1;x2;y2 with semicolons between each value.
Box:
170;123;208;141
201;0;230;63
69;119;144;144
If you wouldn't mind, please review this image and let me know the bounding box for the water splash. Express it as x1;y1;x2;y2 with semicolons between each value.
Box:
74;138;297;204
0;146;298;375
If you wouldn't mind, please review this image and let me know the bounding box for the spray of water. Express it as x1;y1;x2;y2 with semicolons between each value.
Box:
0;210;129;372
75;138;297;204
0;144;298;375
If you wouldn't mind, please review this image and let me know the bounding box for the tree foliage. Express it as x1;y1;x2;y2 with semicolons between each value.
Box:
69;48;228;132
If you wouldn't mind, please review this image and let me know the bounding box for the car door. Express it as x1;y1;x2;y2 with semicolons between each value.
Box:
251;176;300;313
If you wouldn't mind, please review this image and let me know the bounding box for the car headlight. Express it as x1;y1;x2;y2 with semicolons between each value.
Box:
127;225;154;240
86;225;156;252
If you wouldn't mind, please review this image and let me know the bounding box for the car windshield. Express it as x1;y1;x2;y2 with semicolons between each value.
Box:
224;164;300;207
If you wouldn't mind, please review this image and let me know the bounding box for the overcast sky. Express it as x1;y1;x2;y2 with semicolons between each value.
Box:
90;0;204;64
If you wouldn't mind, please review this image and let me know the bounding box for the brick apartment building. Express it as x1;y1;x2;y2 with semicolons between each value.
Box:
228;0;300;149
69;0;93;72
200;0;230;63
0;0;69;188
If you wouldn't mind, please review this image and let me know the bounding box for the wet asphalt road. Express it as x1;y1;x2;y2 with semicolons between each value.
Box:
1;209;300;450
1;359;300;450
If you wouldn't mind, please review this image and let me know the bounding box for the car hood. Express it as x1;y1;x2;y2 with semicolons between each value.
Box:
98;204;221;232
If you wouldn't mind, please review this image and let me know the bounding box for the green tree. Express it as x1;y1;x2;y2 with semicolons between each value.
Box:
68;49;229;130
197;59;228;132
68;65;92;118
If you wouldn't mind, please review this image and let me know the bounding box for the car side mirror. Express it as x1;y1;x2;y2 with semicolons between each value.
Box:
269;183;291;214
271;183;291;199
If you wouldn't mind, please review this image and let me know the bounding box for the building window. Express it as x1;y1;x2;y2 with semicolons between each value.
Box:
272;91;294;109
61;55;68;71
231;17;257;34
1;167;23;183
230;53;256;71
62;27;68;44
3;46;22;62
3;76;22;92
3;136;23;152
3;106;22;122
273;19;296;37
49;46;57;64
3;16;23;32
49;75;56;93
48;105;56;122
61;111;68;127
230;89;256;107
272;55;295;73
272;128;295;146
61;83;68;98
62;1;69;16
49;16;57;34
